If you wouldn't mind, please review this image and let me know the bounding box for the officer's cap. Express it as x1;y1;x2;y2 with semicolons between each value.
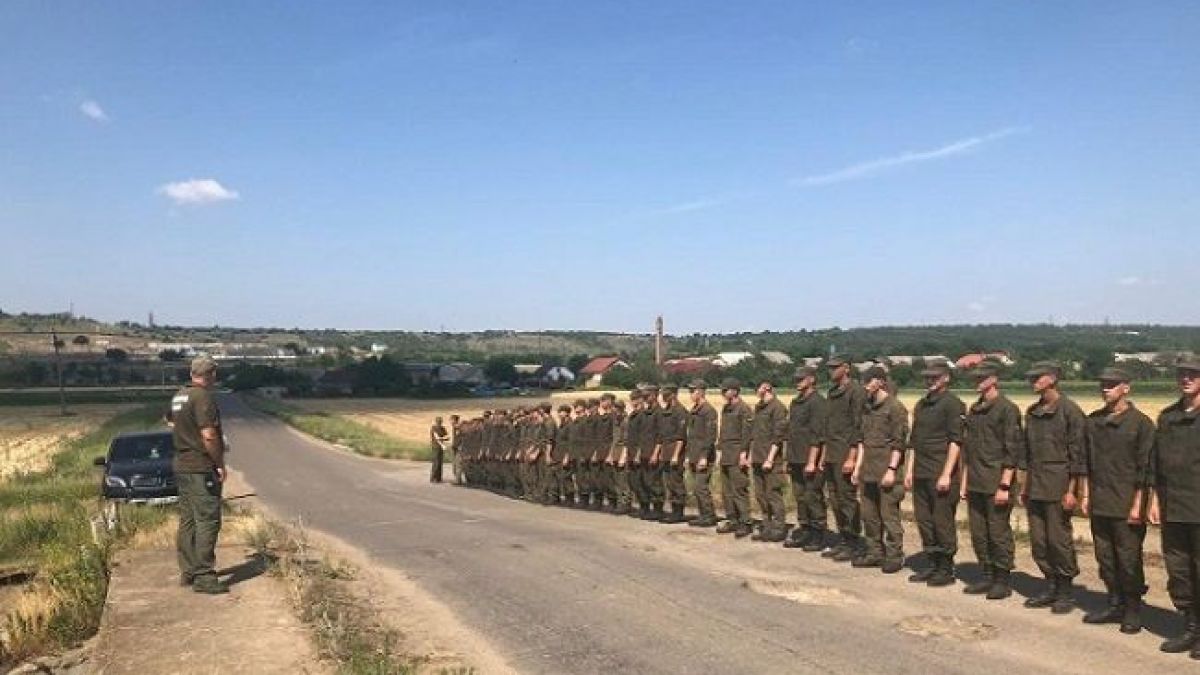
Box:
825;356;849;369
920;360;952;378
719;377;741;392
662;384;679;395
1024;361;1062;379
614;400;626;410
1098;367;1132;384
600;392;616;402
1175;355;1200;373
860;366;888;383
968;361;1003;379
557;404;572;413
688;378;708;390
793;366;818;380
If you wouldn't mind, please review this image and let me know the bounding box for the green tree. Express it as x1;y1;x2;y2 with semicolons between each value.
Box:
483;357;518;385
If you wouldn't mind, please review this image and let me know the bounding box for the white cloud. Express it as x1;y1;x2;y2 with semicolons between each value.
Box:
1117;276;1142;286
80;99;109;123
795;126;1028;187
966;301;986;313
157;178;240;206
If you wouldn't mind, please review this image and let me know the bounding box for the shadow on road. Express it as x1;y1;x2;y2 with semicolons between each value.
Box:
218;552;273;587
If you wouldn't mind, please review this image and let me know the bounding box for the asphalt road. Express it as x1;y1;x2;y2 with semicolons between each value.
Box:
222;395;1186;674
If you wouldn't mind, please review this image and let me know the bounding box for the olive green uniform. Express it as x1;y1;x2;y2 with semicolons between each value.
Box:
825;380;866;549
687;400;719;522
658;400;689;517
558;417;577;504
1085;403;1153;608
719;399;753;528
635;405;661;515
430;421;448;483
611;410;633;513
171;384;225;590
909;391;966;560
750;397;789;535
859;394;909;565
593;411;615;507
1148;399;1200;620
787;390;828;537
538;415;559;503
964;394;1024;574
1022;394;1086;583
572;415;595;505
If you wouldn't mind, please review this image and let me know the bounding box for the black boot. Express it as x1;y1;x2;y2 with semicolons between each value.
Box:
715;520;738;534
963;568;994;595
783;527;807;549
1051;576;1076;614
1083;592;1124;624
986;568;1013;600
662;504;686;524
690;514;718;528
1161;612;1200;653
927;555;956;587
802;529;828;553
908;554;937;583
651;502;665;521
1120;596;1143;634
1024;576;1059;608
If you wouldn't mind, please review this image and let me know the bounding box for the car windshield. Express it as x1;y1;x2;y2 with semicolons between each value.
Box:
110;435;174;462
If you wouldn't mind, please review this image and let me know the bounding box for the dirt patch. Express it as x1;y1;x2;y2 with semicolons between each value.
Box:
742;576;860;606
667;529;714;541
895;614;999;641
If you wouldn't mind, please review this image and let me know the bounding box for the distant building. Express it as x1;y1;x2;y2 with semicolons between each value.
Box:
436;363;486;386
578;356;629;388
537;365;576;388
713;352;753;368
955;352;1013;369
663;357;715;377
760;351;794;366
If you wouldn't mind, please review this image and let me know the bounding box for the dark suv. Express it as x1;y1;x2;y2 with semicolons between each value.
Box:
96;431;178;502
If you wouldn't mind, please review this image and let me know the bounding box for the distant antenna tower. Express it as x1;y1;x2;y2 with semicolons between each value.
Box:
655;315;664;366
149;311;155;328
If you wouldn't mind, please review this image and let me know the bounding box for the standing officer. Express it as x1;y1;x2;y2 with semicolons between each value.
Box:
960;361;1024;600
657;384;689;523
171;356;228;594
905;361;966;587
1080;367;1154;633
429;416;449;484
571;400;593;507
750;381;789;542
686;379;719;528
823;357;865;561
1147;357;1200;657
556;404;577;506
715;378;754;538
784;366;829;551
450;415;464;485
626;390;649;517
851;367;909;574
593;395;617;510
1021;361;1087;614
638;384;664;520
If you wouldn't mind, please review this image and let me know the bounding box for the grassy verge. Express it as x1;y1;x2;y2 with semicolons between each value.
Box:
0;389;174;407
242;516;427;675
243;395;429;461
0;406;170;668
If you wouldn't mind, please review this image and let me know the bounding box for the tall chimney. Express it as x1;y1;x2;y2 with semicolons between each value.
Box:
655;315;664;365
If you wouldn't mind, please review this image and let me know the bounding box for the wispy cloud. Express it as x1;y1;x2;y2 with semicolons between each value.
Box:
966;301;987;313
795;127;1028;187
1117;275;1162;287
646;198;726;216
79;99;109;123
157;178;240;206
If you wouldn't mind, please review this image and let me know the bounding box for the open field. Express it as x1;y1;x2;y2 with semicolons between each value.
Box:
284;388;1181;448
0;404;137;480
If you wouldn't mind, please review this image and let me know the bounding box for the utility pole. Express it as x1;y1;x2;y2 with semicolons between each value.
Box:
654;315;664;366
51;329;67;416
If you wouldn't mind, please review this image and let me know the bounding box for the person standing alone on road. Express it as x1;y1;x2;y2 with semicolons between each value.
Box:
430;416;449;484
171;356;228;595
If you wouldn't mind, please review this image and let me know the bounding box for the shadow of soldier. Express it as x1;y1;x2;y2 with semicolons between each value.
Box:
217;551;275;587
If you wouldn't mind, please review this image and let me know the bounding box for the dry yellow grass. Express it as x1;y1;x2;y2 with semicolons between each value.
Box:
0;405;137;479
290;388;1180;447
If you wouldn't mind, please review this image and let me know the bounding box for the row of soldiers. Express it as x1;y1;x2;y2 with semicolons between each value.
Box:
446;356;1200;660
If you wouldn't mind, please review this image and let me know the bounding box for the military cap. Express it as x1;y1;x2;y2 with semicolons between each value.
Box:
614;400;626;410
1097;367;1132;384
587;398;600;407
968;361;1003;379
483;410;493;417
1024;361;1062;379
540;403;552;413
662;384;679;394
793;365;817;380
826;356;849;368
1175;355;1200;372
629;389;643;400
688;378;708;390
600;392;616;402
719;377;741;392
920;360;952;378
557;404;572;413
573;399;586;408
190;355;218;376
434;416;443;423
860;366;888;383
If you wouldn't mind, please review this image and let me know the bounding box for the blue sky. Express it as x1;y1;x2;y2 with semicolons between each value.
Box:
2;2;1197;332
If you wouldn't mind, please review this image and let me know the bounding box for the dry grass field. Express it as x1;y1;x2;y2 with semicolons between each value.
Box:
0;405;137;480
289;388;1181;448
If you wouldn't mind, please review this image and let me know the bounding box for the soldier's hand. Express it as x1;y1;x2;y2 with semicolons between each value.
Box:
936;474;951;494
1127;504;1142;525
880;469;894;488
903;474;913;491
993;489;1010;507
1079;497;1090;517
1061;492;1078;513
841;459;854;476
1018;490;1029;507
762;459;773;472
850;468;860;487
1147;500;1161;526
803;463;816;477
216;467;227;483
671;457;681;467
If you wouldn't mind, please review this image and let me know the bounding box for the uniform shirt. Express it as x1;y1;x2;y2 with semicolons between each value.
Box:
555;418;574;462
541;416;557;457
686;401;718;463
718;399;753;466
909;390;966;480
786;390;827;464
451;424;462;452
611;412;629;461
860;394;909;485
638;406;661;462
626;408;644;461
171;384;223;474
750;397;788;464
594;412;615;461
825;380;866;464
963;394;1024;494
1148;399;1200;523
1022;394;1087;501
657;401;689;459
1085;403;1154;519
569;417;591;462
430;423;449;451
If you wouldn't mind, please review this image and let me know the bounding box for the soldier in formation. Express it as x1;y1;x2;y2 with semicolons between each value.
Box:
446;358;1200;661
